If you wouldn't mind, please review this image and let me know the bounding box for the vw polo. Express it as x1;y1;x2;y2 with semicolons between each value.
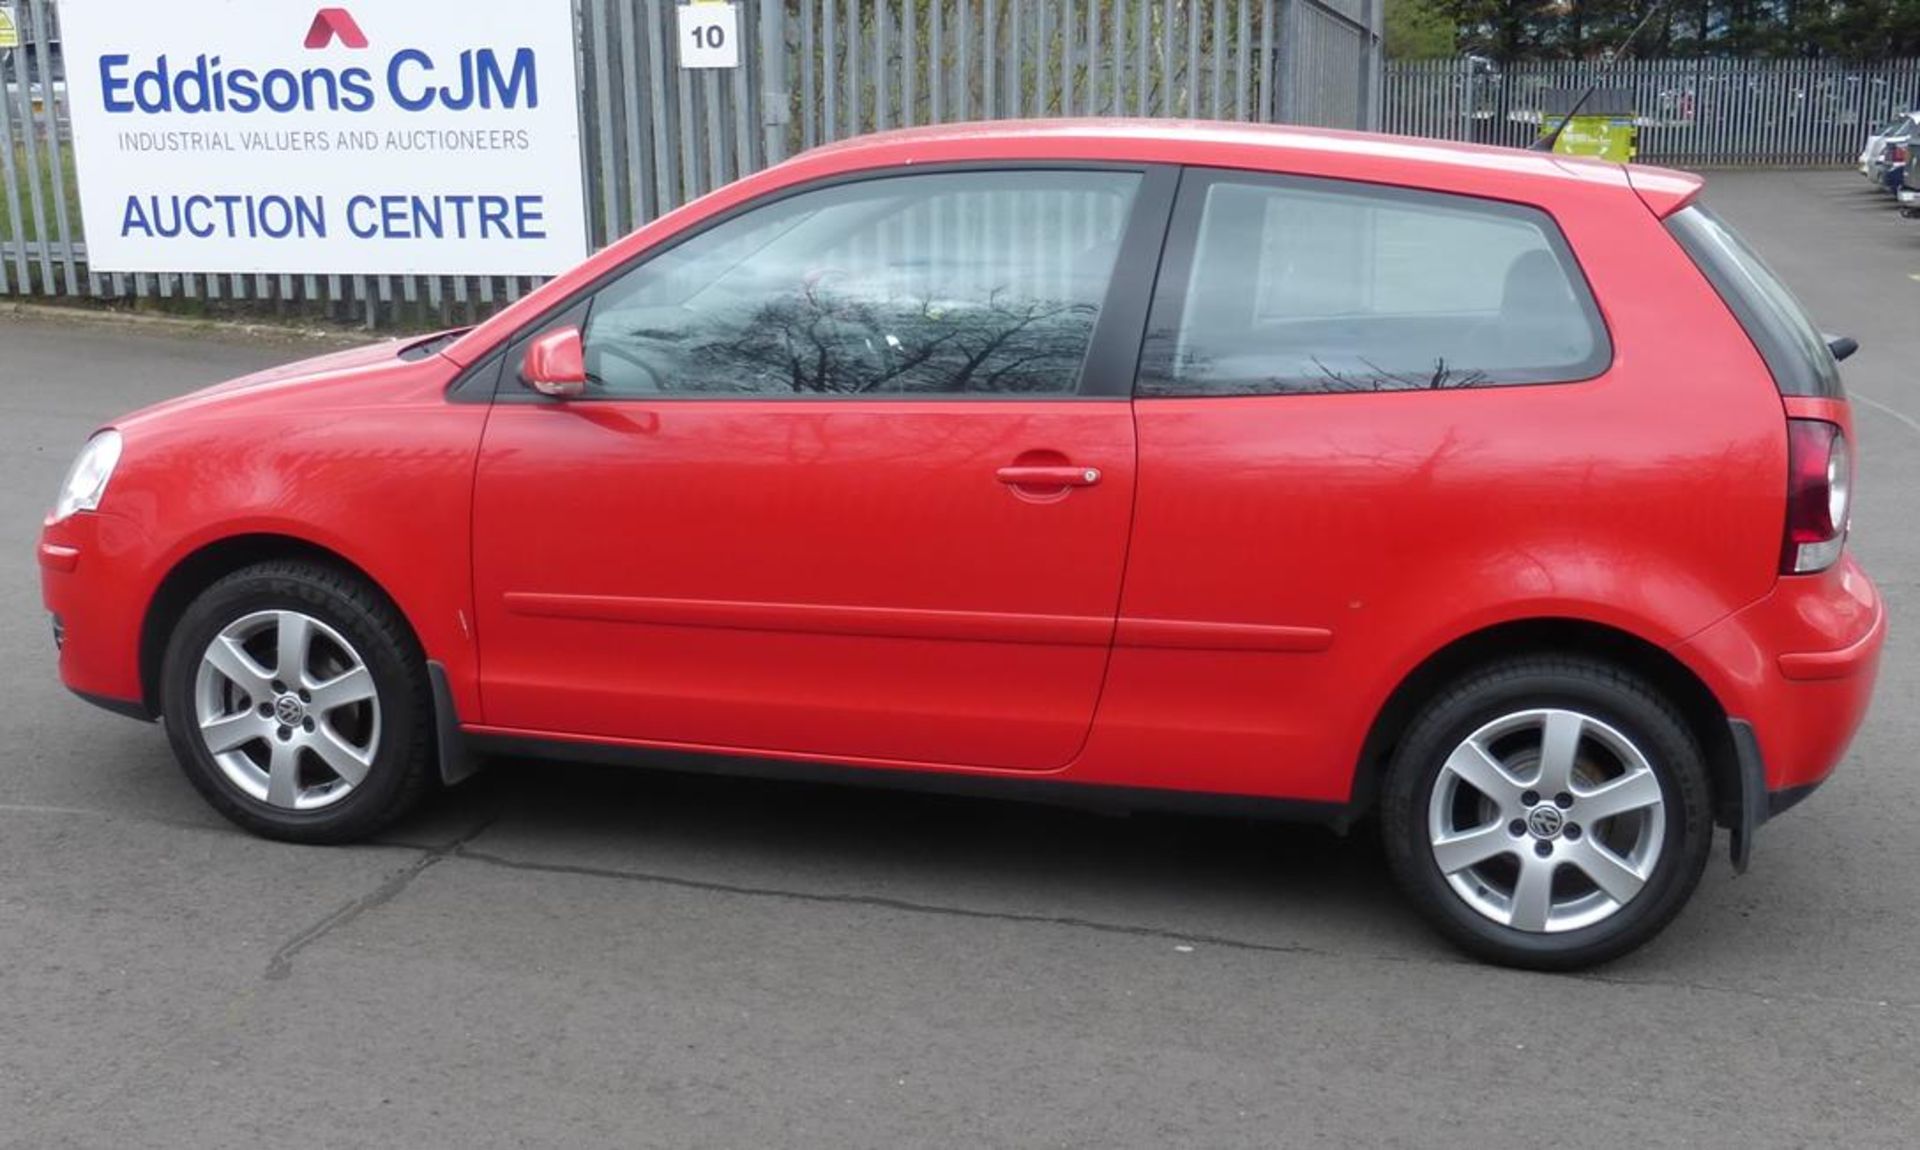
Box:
40;121;1883;969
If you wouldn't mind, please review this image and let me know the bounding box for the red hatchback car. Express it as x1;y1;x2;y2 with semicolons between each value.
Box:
41;122;1883;968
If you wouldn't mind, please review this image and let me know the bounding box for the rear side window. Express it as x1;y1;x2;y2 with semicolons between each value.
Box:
1137;172;1609;396
1666;205;1841;398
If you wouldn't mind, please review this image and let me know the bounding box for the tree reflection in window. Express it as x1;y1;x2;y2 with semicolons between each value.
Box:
1138;178;1608;397
581;171;1141;397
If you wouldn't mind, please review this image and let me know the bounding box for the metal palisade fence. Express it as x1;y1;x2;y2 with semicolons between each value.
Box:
1384;56;1920;167
1;0;1381;326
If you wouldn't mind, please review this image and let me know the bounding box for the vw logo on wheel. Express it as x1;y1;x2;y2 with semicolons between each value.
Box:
274;695;306;726
1527;805;1565;839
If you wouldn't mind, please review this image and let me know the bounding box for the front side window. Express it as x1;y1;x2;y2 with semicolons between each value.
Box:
579;169;1141;397
1138;174;1609;396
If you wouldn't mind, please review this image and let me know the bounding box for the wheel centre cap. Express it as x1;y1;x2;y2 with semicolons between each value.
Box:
273;694;307;726
1526;804;1565;840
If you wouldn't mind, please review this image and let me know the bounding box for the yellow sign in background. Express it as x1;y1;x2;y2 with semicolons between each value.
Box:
0;7;20;51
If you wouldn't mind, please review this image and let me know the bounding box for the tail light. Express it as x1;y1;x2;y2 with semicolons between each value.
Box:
1783;419;1852;574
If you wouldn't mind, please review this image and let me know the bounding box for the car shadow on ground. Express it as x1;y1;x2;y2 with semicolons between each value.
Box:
386;752;1417;948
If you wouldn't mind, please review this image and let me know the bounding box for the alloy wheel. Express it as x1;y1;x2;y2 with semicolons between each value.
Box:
192;609;382;811
1426;708;1667;933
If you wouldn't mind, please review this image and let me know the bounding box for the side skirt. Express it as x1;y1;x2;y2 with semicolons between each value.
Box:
459;725;1354;828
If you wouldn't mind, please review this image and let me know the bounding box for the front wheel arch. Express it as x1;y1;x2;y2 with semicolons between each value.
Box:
140;534;420;719
1351;618;1741;833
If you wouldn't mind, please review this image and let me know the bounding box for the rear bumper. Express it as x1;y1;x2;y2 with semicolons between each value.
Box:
1680;555;1884;802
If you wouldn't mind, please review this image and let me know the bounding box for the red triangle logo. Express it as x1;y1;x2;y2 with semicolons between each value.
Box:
304;8;368;49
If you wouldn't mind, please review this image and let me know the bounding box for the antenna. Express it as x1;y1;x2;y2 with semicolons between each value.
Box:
1531;1;1671;153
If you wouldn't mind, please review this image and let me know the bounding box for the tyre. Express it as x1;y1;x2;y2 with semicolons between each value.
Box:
159;560;436;843
1380;656;1712;971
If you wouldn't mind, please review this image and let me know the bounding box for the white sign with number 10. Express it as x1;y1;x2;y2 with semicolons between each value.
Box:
677;2;740;69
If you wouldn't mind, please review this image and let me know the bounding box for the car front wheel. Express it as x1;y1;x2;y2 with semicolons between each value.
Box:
1381;656;1713;970
159;560;436;843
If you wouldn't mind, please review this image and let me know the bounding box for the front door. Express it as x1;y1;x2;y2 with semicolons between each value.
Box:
471;167;1158;770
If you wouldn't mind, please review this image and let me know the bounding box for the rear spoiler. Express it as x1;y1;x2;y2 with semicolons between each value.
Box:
1625;164;1704;218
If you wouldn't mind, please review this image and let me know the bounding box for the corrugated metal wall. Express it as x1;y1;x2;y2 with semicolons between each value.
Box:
0;0;1381;326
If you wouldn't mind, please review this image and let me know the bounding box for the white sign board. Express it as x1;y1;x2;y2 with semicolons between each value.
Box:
0;7;19;51
677;3;740;70
58;0;589;275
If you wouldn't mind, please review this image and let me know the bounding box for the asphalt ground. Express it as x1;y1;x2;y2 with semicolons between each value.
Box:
2;169;1918;1147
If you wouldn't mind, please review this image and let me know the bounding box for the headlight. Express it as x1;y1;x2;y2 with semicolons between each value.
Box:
51;430;123;523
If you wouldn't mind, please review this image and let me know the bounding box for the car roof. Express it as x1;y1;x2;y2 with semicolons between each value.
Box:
790;117;1644;190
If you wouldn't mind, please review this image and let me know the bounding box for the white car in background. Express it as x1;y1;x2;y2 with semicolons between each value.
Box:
1860;116;1904;174
1861;112;1920;187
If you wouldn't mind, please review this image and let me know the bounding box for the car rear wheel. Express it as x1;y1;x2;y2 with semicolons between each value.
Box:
1381;656;1712;970
159;560;436;843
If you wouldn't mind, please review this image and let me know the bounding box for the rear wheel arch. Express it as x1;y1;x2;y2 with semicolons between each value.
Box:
139;534;422;717
1350;618;1739;828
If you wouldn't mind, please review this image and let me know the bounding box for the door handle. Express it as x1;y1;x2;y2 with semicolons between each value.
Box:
996;465;1101;488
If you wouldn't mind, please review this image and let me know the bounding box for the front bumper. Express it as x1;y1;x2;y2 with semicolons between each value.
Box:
40;510;156;715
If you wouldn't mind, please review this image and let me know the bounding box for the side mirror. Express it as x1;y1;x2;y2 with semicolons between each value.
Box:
522;326;587;398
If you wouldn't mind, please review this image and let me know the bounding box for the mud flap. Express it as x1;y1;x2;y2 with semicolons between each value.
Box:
428;660;484;787
1726;718;1768;875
